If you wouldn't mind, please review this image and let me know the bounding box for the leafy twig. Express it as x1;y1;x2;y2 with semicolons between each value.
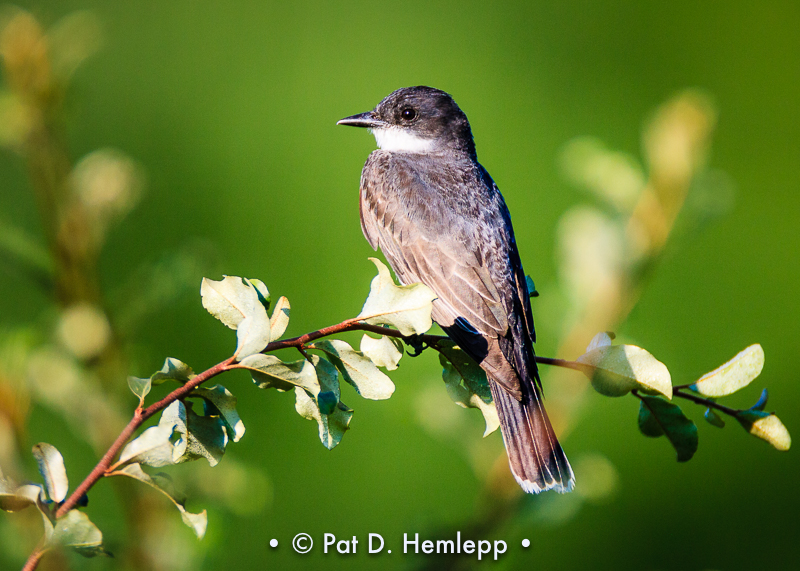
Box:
673;387;742;417
53;357;236;520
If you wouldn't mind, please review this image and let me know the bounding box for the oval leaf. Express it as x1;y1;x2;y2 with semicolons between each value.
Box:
151;357;195;385
0;483;45;513
437;340;492;403
269;296;291;340
690;344;765;397
177;404;229;467
239;353;319;394
585;331;614;353
310;339;395;400
438;341;497;436
360;334;403;371
736;410;791;451
118;423;177;468
32;443;69;503
357;258;436;336
108;463;208;539
52;510;109;557
441;360;499;437
311;355;341;403
637;403;665;437
191;385;246;442
127;376;152;405
638;396;698;462
200;276;271;359
577;344;672;399
294;387;353;450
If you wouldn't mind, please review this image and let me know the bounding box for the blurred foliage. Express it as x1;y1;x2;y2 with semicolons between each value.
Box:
0;1;798;571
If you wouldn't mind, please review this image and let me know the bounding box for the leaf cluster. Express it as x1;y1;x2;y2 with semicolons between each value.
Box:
576;333;790;461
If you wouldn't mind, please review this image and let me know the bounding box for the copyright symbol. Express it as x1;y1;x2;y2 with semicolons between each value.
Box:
292;533;313;554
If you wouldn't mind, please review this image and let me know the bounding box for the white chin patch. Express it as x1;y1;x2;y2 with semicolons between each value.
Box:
371;127;435;153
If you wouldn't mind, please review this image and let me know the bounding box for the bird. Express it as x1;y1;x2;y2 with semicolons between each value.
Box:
337;86;574;494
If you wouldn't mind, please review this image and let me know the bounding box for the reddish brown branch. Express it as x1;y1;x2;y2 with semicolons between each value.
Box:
261;319;445;352
53;357;235;520
21;545;45;571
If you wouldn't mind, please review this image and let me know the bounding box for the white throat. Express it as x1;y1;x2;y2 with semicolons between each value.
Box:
371;127;435;153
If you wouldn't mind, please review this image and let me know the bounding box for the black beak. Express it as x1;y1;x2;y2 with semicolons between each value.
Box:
336;111;384;128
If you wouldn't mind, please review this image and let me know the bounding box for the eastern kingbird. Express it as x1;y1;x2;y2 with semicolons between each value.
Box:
338;86;574;494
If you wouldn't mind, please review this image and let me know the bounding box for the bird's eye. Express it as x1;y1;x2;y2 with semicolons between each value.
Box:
400;108;417;121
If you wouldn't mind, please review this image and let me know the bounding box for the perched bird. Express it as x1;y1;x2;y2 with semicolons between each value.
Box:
338;86;573;493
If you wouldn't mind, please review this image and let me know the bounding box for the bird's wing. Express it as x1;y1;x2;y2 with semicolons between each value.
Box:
359;152;525;397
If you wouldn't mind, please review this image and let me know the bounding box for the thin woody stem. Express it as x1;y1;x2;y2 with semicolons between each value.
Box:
20;545;45;571
53;357;236;520
672;387;742;417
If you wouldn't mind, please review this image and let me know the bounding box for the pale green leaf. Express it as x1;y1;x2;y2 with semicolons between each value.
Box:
638;396;698;462
736;410;791;451
118;422;176;468
294;387;353;450
0;482;45;512
438;342;498;436
177;403;229;467
437;340;492;402
269;296;291;340
577;344;672;398
52;510;110;557
109;463;207;539
585;331;614;353
200;276;262;329
32;443;69;503
247;278;271;311
159;400;188;461
2;483;54;541
690;344;765;397
239;353;319;393
180;509;209;539
200;276;271;359
235;313;272;361
704;408;725;428
311;339;395;400
159;400;228;467
360;334;403;371
191;384;245;442
151;357;195;385
356;258;436;335
127;376;151;405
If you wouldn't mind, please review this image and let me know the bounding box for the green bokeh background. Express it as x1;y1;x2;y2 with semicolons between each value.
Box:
2;1;799;569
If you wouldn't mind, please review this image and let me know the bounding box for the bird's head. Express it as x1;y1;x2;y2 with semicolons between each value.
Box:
338;86;475;157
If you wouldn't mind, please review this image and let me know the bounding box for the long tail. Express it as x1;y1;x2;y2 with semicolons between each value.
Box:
489;377;574;493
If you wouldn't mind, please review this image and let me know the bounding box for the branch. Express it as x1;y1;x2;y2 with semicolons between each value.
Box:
23;312;745;571
673;387;742;417
53;356;236;520
262;320;591;372
21;545;45;571
261;319;445;352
